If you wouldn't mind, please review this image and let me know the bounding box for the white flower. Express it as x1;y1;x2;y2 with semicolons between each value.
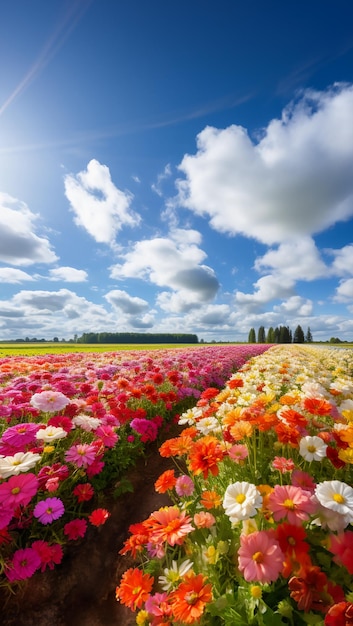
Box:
223;481;262;524
178;407;203;426
196;416;221;435
158;559;193;591
315;480;353;523
72;414;101;432
0;451;42;478
36;426;67;442
299;435;327;461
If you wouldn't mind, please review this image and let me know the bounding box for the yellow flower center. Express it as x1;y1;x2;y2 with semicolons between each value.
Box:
11;487;20;495
252;551;264;563
236;493;246;504
307;445;317;453
283;498;295;510
333;493;345;504
250;585;262;599
185;591;198;605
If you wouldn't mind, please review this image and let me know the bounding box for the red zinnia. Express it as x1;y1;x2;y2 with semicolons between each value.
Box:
88;508;110;527
116;567;154;610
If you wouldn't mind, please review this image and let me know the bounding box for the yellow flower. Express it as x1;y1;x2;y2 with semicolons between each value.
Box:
204;545;217;564
338;448;353;464
136;610;149;625
250;585;262;599
43;445;55;454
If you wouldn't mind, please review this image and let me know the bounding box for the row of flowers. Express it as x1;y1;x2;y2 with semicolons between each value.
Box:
0;344;269;591
116;345;353;626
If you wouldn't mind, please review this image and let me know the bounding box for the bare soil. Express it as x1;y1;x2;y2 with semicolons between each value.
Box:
2;446;174;626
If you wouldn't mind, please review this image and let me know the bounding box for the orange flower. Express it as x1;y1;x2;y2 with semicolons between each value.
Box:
274;422;301;447
119;522;149;557
230;420;253;441
116;567;154;611
159;435;194;458
200;490;222;510
303;397;333;416
154;469;176;493
188;435;224;479
222;407;243;427
147;506;194;546
280;394;299;405
170;572;213;624
228;378;244;388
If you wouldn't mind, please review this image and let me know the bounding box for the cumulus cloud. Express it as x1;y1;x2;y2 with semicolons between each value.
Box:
110;228;219;312
274;295;313;316
0;268;35;283
152;164;172;196
254;237;328;281
64;159;140;245
334;278;353;301
48;267;88;282
235;275;295;312
104;289;149;315
329;244;353;276
0;193;58;266
175;84;353;245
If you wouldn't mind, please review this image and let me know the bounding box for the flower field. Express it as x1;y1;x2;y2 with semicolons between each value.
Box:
116;345;353;626
0;344;268;594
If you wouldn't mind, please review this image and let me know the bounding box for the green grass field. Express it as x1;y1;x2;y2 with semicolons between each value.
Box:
0;342;213;357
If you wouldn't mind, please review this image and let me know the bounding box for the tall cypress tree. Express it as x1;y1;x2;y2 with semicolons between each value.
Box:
257;326;266;343
293;325;305;343
248;328;256;343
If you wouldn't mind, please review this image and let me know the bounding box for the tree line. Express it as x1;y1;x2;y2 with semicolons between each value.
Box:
248;325;313;344
75;332;199;344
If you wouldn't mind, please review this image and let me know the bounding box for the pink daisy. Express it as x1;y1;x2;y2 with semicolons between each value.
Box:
0;473;39;508
1;423;41;450
5;547;41;582
32;540;63;571
64;518;88;540
238;530;284;584
228;444;249;463
95;425;119;447
269;485;316;525
30;391;70;412
65;443;97;468
271;456;295;473
33;497;65;524
175;475;195;497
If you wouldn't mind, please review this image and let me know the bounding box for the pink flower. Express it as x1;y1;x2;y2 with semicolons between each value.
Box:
45;477;60;492
271;456;295;472
33;497;65;524
175;475;195;497
32;540;63;571
37;463;70;488
65;443;97;468
130;418;158;442
30;391;70;412
95;425;119;447
194;511;216;528
0;503;14;529
5;547;41;581
0;473;39;508
64;518;88;540
1;423;41;450
238;530;284;584
291;469;316;493
269;485;316;526
329;530;353;574
228;444;249;463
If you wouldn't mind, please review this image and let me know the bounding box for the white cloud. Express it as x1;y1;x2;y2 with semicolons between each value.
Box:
104;289;149;315
329;244;353;276
254;237;328;281
0;268;35;283
0;193;58;266
175;84;353;245
235;275;295;312
152;164;172;196
334;278;353;301
49;267;88;282
109;228;219;312
64;159;140;245
274;295;313;316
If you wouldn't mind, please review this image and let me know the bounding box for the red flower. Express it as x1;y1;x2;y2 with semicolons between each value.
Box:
325;602;353;626
188;435;224;479
88;508;110;527
289;566;330;613
116;567;154;611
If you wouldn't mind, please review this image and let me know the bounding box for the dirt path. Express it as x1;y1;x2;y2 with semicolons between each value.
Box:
2;446;174;626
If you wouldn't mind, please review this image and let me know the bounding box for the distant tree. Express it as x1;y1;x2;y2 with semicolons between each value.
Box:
53;337;59;342
266;327;275;343
329;337;342;343
279;326;291;343
305;327;313;343
248;328;256;343
257;326;266;343
293;325;305;343
274;327;280;343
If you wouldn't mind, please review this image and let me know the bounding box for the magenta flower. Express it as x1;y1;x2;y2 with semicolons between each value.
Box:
130;418;158;442
33;497;65;524
1;423;41;450
95;425;119;447
63;518;87;540
268;484;316;526
0;503;14;530
238;530;284;584
5;547;41;582
0;473;39;508
30;390;70;412
32;540;63;571
65;443;97;468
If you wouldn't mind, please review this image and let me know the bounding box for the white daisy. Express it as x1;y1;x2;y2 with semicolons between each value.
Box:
299;435;327;462
315;480;353;522
223;481;262;524
158;559;193;591
35;426;67;442
0;451;42;478
72;414;101;432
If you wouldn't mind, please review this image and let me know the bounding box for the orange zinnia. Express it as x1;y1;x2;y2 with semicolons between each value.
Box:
116;567;154;611
230;420;253;441
159;435;194;457
303;397;333;416
188;435;224;479
147;506;194;546
200;490;222;510
170;572;212;624
154;469;176;493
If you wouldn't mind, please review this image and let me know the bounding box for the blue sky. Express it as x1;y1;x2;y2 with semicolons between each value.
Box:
1;0;353;342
